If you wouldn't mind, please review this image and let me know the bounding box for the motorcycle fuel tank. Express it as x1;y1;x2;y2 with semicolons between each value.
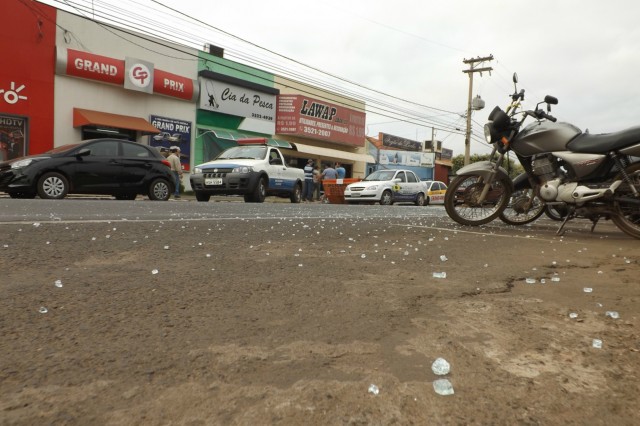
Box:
511;121;582;156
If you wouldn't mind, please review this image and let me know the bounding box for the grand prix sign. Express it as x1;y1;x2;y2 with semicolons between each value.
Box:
56;48;197;102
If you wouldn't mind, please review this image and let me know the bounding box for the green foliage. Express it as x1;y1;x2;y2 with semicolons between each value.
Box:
451;154;524;179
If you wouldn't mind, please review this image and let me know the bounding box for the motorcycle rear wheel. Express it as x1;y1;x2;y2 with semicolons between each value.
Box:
610;163;640;239
444;174;512;226
499;188;545;225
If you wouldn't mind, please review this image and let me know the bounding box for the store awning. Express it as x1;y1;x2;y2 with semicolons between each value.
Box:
292;142;375;164
73;108;160;135
198;127;292;149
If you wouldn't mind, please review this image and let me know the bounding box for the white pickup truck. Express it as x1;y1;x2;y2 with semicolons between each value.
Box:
190;139;304;203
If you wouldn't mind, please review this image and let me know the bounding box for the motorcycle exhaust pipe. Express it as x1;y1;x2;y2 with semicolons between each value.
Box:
613;196;640;206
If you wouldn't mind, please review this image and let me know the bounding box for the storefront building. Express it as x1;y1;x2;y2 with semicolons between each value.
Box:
366;133;436;180
4;1;375;187
54;10;198;178
274;77;372;177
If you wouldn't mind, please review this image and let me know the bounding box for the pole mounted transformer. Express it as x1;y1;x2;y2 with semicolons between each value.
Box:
462;55;493;165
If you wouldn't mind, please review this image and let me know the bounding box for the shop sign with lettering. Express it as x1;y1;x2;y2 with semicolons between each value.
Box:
276;95;366;147
199;77;276;123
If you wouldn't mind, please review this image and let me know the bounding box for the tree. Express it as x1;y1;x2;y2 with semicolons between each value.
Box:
451;153;524;179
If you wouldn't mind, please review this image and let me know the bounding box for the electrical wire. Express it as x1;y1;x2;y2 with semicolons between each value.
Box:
37;0;493;145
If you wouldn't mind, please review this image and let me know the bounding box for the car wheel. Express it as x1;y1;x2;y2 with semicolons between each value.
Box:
37;172;69;199
425;196;431;206
195;191;211;202
415;193;425;206
148;178;171;201
290;183;302;203
379;190;393;205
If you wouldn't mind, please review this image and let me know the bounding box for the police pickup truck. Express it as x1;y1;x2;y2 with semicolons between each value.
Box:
190;138;304;203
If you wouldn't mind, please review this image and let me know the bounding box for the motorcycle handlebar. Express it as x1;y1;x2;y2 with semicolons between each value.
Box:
523;109;557;122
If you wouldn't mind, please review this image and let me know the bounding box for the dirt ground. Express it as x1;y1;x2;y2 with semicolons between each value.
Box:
1;215;639;425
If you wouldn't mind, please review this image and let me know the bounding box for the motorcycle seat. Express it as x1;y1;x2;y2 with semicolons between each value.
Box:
567;126;640;153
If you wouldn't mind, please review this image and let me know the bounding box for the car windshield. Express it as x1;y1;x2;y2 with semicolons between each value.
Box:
46;144;81;154
363;170;396;181
217;146;267;160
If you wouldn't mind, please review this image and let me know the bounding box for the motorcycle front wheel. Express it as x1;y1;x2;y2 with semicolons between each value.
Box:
444;174;512;226
499;188;545;225
610;162;640;239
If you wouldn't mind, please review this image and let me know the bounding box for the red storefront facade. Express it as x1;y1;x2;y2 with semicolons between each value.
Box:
0;1;57;159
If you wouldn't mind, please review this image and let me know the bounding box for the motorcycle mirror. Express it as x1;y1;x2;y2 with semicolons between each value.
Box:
513;73;518;83
544;95;558;105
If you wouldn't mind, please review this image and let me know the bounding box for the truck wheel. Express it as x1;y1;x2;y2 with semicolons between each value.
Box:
250;177;266;203
195;192;211;202
290;182;302;203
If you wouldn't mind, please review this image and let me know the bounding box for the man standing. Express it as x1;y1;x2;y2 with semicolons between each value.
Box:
168;146;183;199
335;162;346;179
303;159;314;202
322;163;338;180
312;165;322;201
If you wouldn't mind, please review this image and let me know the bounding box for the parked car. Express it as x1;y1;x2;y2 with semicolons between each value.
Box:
153;131;172;142
0;139;174;200
422;180;448;205
344;169;427;205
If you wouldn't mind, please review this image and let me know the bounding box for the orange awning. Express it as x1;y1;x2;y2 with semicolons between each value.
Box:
73;108;160;135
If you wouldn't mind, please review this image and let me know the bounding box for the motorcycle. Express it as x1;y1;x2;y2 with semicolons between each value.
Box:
445;73;640;239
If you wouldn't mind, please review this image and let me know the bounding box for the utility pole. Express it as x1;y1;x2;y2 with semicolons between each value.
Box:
462;55;493;165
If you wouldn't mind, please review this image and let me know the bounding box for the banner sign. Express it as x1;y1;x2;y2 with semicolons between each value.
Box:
441;147;453;160
64;48;125;85
379;149;434;167
0;114;28;160
380;133;422;151
199;77;276;124
125;57;154;94
154;69;196;101
276;95;366;147
149;115;192;171
57;48;197;102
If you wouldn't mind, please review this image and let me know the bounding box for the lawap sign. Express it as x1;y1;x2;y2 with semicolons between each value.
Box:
56;48;197;102
276;94;366;147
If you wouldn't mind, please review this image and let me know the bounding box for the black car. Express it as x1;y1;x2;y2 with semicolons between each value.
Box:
0;139;174;200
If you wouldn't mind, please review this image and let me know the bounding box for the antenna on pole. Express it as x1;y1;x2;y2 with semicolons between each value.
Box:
462;55;493;165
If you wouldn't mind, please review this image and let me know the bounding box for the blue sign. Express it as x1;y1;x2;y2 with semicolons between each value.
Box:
149;115;192;171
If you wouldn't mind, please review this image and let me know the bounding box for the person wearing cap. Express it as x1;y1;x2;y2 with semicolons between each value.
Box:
303;159;314;202
167;147;183;199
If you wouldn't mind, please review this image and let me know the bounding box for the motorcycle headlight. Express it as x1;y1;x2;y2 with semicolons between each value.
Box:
484;123;493;143
11;158;35;169
232;166;253;173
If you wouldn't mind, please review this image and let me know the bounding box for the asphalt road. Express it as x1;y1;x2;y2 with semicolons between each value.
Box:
1;196;639;424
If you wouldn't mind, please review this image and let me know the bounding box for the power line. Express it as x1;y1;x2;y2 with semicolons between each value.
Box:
37;0;491;144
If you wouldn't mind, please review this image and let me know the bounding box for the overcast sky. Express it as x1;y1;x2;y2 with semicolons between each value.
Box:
43;0;640;157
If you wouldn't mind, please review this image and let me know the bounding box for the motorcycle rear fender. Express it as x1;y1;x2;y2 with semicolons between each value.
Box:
456;161;511;183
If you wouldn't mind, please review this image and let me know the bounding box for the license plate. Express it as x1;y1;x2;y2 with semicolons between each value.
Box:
351;193;361;197
205;178;223;186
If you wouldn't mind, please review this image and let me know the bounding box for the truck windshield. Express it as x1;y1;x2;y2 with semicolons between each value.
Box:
217;146;267;160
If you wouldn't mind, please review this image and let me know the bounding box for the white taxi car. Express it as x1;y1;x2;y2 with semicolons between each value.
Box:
422;180;448;205
344;169;427;205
